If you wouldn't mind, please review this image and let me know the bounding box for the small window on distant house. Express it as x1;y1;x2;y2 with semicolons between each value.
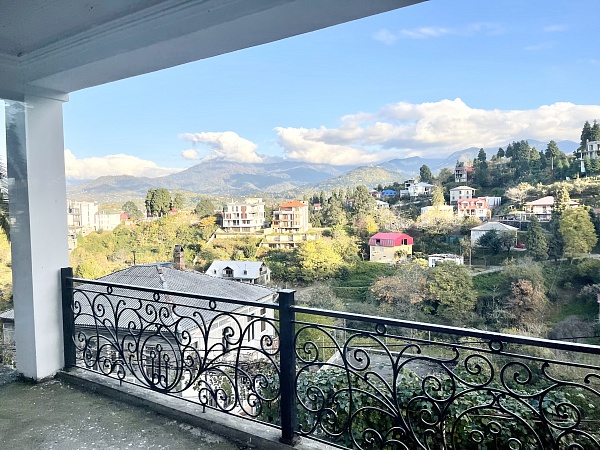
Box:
376;239;380;245
244;270;248;275
402;239;408;245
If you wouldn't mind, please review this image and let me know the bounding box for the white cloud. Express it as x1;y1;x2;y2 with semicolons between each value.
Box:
64;150;181;180
543;24;568;32
178;131;263;163
181;149;200;160
276;99;600;165
373;22;502;44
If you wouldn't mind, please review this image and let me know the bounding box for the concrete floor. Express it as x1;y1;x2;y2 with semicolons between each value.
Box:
0;367;244;450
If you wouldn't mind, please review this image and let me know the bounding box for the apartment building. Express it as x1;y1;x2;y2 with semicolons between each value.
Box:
222;198;266;233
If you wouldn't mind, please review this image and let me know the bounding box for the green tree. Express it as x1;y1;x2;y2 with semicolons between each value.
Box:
122;201;143;220
579;121;593;153
172;193;184;211
295;240;343;281
477;230;502;255
145;188;172;216
351;185;376;217
592;120;600;141
553;184;571;215
194;198;215;218
426;262;477;320
559;208;598;257
371;261;426;320
545;140;561;160
419;165;434;184
525;215;548;260
497;147;505;158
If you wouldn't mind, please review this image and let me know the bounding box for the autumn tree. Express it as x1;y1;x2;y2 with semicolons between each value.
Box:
295;239;344;281
505;279;548;331
371;261;426;320
505;183;532;208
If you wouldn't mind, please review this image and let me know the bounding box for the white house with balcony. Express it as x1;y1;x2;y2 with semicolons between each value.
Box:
471;222;518;247
524;196;579;222
206;260;271;285
407;182;434;198
578;140;600;159
449;186;476;204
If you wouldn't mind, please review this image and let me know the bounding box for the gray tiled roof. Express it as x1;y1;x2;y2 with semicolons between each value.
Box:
74;264;275;331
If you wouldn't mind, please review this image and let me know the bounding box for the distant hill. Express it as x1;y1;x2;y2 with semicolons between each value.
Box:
67;139;579;202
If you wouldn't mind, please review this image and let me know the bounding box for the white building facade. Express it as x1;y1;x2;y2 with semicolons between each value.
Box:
222;198;266;233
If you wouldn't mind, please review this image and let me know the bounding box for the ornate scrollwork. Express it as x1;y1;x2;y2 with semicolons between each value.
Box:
70;283;280;422
293;320;600;449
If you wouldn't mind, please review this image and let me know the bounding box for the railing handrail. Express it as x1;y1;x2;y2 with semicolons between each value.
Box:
292;304;600;355
69;276;281;311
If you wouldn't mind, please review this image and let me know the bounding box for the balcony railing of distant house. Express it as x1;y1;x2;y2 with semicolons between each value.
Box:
61;268;600;449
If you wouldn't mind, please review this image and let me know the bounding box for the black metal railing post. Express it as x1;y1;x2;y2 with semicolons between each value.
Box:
61;267;76;368
278;289;298;445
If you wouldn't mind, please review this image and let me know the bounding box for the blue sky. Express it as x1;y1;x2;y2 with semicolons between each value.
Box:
61;0;600;179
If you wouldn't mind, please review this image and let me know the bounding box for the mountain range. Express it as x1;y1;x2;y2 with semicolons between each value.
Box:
67;140;579;203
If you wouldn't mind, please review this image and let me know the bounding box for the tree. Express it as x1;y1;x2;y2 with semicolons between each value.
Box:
559;207;598;257
505;279;548;330
553;184;571;215
431;186;445;207
371;261;426;319
525;215;548;260
419;165;434;184
295;239;343;281
351;185;376;217
172;193;184;211
145;188;171;216
592;120;600;141
545;140;561;160
579;121;593;152
426;262;477;320
477;230;502;255
122;201;143;220
437;167;454;184
194;198;215;218
499;231;516;255
497;147;505;158
505;183;531;208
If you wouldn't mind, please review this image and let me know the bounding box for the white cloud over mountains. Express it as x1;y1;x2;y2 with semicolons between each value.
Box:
178;131;263;163
64;150;180;180
275;99;600;165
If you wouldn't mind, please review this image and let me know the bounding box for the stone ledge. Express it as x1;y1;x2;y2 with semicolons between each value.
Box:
57;369;331;450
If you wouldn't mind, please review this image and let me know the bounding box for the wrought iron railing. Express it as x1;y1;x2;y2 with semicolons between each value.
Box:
61;268;600;449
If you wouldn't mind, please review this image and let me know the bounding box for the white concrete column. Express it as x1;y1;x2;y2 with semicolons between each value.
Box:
5;96;69;380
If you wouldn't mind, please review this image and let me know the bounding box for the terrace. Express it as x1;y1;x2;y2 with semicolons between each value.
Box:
2;1;600;448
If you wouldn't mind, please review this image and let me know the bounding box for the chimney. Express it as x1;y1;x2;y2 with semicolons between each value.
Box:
173;245;185;270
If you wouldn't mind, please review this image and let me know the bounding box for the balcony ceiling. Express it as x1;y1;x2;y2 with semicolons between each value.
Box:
0;0;424;101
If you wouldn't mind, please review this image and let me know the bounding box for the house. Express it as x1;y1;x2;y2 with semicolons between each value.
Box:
577;140;600;159
420;205;454;217
222;198;266;233
408;182;434;198
96;211;123;231
369;232;413;264
449;186;476;204
428;254;464;267
370;190;382;199
471;222;519;247
457;197;490;221
206;261;271;285
455;163;473;183
524;196;579;222
375;200;390;209
272;200;309;234
67;200;98;232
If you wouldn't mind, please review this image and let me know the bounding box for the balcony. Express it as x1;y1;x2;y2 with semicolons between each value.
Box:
46;269;600;449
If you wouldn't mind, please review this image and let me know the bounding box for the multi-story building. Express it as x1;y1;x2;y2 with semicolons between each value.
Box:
456;197;490;221
524;196;579;222
454;163;473;183
67;200;98;231
272;200;309;234
577;140;600;159
222;198;266;233
96;211;123;231
449;186;476;204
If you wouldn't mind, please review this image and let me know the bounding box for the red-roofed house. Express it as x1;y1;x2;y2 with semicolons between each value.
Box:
272;200;309;233
369;232;414;264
